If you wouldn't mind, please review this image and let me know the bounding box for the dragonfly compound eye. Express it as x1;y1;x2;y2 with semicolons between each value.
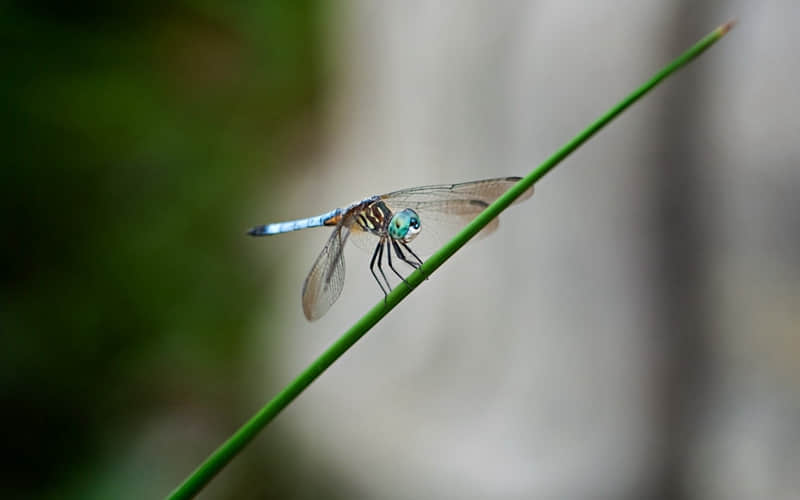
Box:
388;209;421;242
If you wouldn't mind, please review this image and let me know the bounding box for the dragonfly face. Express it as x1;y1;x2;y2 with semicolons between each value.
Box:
387;208;421;243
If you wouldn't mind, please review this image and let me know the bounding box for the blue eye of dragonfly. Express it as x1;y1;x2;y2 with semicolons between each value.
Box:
388;209;421;242
247;177;533;321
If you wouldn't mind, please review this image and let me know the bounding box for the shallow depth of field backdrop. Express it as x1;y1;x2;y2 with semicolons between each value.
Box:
2;2;799;499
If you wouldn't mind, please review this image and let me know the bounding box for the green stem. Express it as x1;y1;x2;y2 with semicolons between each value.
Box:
167;20;733;500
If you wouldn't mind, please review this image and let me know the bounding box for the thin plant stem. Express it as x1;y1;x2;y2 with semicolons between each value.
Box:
167;20;733;500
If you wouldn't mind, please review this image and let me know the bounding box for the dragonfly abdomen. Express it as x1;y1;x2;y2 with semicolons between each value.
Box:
248;208;342;236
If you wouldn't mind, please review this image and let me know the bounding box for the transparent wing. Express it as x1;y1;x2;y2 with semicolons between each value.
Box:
377;176;533;256
301;223;350;321
347;221;381;254
380;177;530;205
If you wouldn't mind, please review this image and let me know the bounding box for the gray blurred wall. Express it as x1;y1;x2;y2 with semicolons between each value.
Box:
252;1;800;499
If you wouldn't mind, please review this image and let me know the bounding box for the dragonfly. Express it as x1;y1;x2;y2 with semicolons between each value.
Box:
248;177;533;321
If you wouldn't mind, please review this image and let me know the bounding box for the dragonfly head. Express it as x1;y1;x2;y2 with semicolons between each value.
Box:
388;208;421;243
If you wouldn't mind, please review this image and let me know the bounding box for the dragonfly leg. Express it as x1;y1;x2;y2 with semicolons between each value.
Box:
386;241;412;288
378;240;392;299
377;241;393;295
392;241;428;280
391;240;418;269
400;242;424;266
370;239;392;300
400;242;428;279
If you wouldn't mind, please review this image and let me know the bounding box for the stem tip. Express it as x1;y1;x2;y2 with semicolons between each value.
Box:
718;19;736;35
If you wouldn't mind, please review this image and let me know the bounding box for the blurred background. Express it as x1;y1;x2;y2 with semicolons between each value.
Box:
2;1;799;499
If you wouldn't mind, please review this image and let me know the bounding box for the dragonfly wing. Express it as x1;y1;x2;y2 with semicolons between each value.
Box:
301;224;350;321
381;177;532;207
379;177;532;255
402;198;501;238
347;222;381;253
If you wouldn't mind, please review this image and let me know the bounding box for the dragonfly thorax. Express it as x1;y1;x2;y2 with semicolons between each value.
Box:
353;199;392;235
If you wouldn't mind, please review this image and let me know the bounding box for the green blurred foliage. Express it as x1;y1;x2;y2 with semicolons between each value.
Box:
0;1;324;497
